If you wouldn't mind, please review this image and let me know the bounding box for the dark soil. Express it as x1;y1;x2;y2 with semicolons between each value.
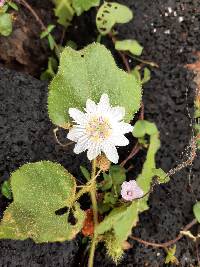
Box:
0;0;200;266
0;0;62;77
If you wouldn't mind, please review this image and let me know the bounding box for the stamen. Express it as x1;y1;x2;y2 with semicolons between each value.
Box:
86;116;112;141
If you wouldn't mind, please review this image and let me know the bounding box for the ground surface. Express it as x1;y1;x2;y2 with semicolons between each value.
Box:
0;0;200;266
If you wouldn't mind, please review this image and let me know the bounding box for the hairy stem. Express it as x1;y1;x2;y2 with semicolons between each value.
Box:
88;159;99;267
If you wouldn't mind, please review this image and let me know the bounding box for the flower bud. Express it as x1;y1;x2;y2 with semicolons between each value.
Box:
96;154;111;171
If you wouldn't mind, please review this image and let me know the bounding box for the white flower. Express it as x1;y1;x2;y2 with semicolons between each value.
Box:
67;94;133;163
121;180;144;201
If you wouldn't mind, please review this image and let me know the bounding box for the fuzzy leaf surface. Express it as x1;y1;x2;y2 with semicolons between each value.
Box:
0;161;85;243
48;43;141;127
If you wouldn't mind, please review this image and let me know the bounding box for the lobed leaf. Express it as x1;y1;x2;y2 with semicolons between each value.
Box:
48;43;142;127
0;161;85;243
96;2;133;35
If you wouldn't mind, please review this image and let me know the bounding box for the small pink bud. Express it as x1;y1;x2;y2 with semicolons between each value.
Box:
0;0;6;7
121;180;144;201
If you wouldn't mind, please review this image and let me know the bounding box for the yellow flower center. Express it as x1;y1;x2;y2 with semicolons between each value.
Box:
86;116;112;142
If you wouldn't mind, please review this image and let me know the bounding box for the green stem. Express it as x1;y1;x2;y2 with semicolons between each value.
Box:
88;159;99;267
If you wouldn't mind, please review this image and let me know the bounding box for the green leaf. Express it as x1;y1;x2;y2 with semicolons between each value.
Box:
165;245;179;265
96;130;161;251
48;43;142;127
66;40;77;50
104;192;117;205
110;165;126;185
48;34;56;50
152;168;170;183
193;202;200;223
132;120;158;138
80;166;90;181
98;202;111;214
96;2;133;35
40;24;55;39
0;161;85;243
8;2;18;11
100;173;112;191
0;4;9;13
115;40;143;56
40;57;58;81
141;67;151;84
72;0;100;16
1;181;12;200
0;13;12;36
194;109;200;119
52;0;75;28
131;66;141;82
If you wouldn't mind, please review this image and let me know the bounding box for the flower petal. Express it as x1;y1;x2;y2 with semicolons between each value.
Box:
102;142;119;163
67;127;85;142
110;107;125;121
111;135;129;146
87;143;101;161
73;136;89;154
116;122;133;134
85;99;97;113
69;108;88;125
97;93;110;113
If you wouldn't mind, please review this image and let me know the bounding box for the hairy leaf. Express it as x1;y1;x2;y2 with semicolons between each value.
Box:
0;161;85;243
40;57;58;81
115;40;143;56
48;43;142;127
72;0;100;16
52;0;74;27
0;13;12;36
96;2;133;35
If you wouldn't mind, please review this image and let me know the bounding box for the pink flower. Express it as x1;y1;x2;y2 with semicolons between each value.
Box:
0;0;6;7
121;180;144;201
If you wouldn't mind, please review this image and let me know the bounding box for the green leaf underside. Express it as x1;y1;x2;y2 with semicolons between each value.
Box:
96;2;133;35
72;0;100;16
193;202;200;223
52;0;75;27
48;43;142;127
0;161;85;243
0;13;12;36
97;129;163;247
115;40;143;56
